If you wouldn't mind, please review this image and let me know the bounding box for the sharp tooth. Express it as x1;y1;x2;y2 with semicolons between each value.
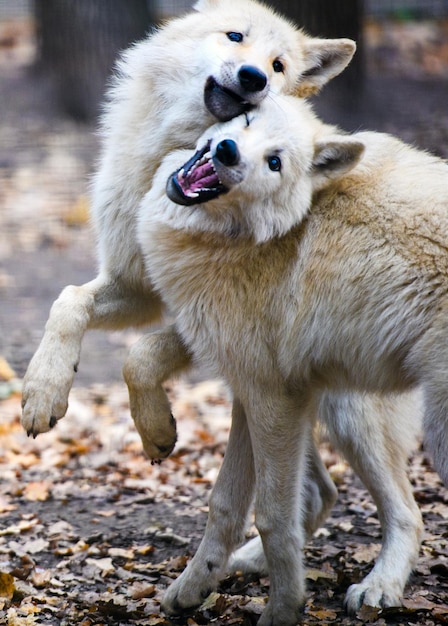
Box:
178;168;185;180
186;191;199;198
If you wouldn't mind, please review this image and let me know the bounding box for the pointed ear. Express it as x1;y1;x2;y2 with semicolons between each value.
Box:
295;38;356;97
312;136;364;189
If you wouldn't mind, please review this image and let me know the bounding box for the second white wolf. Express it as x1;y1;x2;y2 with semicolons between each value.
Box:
138;95;447;625
21;0;355;460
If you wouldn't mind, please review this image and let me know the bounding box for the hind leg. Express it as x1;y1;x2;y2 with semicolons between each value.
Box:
321;391;423;614
422;382;448;487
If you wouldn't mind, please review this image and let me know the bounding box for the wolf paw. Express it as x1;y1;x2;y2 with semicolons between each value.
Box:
141;412;178;462
161;568;218;615
227;536;268;575
21;356;76;437
344;577;403;615
125;373;178;462
256;600;303;626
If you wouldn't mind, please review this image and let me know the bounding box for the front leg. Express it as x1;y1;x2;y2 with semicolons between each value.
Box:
162;398;255;613
227;433;337;576
246;393;313;626
123;326;192;461
21;274;163;437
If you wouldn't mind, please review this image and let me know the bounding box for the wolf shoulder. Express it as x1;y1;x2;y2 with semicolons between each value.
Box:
312;130;448;266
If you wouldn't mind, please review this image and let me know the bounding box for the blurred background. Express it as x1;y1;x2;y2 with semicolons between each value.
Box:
0;0;447;390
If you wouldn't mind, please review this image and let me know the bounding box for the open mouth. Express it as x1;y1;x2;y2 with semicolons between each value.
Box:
166;140;228;206
204;76;253;122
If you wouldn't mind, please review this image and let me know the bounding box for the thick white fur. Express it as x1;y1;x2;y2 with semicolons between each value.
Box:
137;95;445;625
21;0;356;461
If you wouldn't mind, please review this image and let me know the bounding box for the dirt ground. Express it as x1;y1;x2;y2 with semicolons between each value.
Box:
2;13;448;626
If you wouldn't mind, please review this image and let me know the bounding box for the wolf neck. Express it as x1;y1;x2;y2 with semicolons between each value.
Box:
146;222;301;382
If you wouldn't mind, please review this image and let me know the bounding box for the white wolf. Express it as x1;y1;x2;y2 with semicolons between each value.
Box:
137;94;447;625
21;0;355;463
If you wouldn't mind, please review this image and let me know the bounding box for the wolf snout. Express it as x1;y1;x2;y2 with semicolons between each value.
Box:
238;65;267;93
215;139;240;166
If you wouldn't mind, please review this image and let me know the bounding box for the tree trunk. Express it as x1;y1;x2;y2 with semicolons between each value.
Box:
34;0;154;121
271;0;365;127
272;0;364;88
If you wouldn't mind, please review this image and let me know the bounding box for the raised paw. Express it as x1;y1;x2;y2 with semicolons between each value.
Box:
21;358;76;437
124;363;179;461
133;405;178;462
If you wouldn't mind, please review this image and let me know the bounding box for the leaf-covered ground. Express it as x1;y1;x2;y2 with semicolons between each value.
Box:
1;378;448;626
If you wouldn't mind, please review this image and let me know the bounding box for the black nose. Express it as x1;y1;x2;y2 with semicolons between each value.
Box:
215;139;240;166
238;65;267;93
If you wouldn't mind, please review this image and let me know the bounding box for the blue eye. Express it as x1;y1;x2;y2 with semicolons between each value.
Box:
227;32;243;43
268;155;282;172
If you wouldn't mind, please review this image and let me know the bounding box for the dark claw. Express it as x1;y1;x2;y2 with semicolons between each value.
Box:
200;587;213;600
49;416;57;428
74;363;78;373
27;429;32;437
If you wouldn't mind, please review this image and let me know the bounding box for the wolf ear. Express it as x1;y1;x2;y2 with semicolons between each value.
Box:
312;136;364;189
296;38;356;97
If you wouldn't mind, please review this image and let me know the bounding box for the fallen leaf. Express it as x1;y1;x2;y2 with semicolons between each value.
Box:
306;607;338;620
85;557;115;576
306;568;337;582
130;582;156;599
0;518;38;536
108;547;134;559
0;572;15;599
0;497;16;513
6;607;39;625
63;195;90;226
30;567;52;588
352;543;381;564
0;356;16;381
356;604;381;622
23;481;51;502
22;538;49;555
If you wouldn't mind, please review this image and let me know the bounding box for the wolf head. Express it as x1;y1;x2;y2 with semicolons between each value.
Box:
164;96;364;242
192;0;356;120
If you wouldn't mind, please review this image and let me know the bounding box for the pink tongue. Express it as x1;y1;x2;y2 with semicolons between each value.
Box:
187;162;220;193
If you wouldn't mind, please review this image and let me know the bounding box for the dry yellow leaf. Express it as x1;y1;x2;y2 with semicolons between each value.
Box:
63;195;90;226
6;607;38;625
0;356;16;381
0;571;15;599
23;481;51;502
